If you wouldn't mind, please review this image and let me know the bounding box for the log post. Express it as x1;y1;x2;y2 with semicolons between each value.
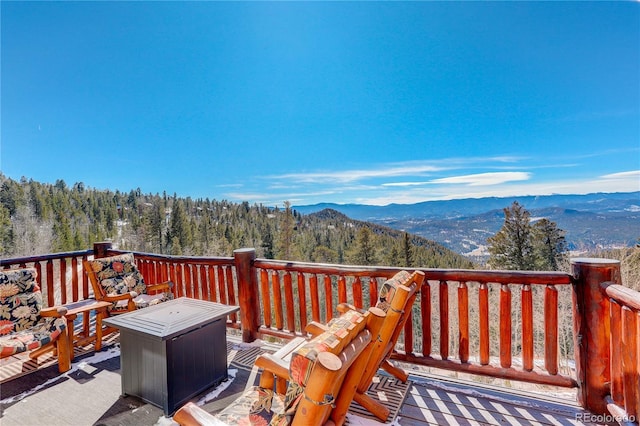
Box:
93;242;113;259
234;248;260;343
571;257;621;415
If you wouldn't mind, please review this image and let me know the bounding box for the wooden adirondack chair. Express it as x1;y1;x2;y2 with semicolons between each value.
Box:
83;253;173;314
0;268;71;373
173;307;385;426
335;270;425;421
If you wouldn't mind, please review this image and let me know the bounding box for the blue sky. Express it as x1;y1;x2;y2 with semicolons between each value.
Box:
2;1;639;206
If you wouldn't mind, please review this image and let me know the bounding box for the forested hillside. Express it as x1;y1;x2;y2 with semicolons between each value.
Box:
0;174;474;269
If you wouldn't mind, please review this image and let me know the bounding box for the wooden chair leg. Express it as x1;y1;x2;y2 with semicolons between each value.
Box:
381;359;409;382
95;307;107;352
56;328;72;373
353;392;390;421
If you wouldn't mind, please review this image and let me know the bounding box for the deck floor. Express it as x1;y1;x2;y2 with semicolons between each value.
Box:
1;331;600;426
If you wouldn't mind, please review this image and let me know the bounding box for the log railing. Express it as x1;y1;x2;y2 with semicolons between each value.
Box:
602;282;640;424
2;244;638;421
99;244;241;329
0;243;241;329
242;250;578;388
0;249;93;307
396;270;576;388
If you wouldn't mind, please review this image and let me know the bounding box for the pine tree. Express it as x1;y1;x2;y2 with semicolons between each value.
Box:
349;226;377;265
532;218;567;270
166;199;192;254
487;201;535;270
261;223;275;259
402;232;414;267
0;204;12;255
277;201;296;260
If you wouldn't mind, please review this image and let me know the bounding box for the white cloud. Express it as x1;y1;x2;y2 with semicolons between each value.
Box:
269;164;444;184
264;156;530;185
430;172;532;186
600;170;640;180
382;181;431;187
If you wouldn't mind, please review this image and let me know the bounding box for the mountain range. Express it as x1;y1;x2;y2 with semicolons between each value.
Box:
294;192;640;260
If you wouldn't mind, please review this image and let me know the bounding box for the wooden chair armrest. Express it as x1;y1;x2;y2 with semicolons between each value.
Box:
305;321;329;336
173;402;228;426
337;303;361;314
147;281;172;292
40;306;68;317
103;291;138;302
254;353;290;380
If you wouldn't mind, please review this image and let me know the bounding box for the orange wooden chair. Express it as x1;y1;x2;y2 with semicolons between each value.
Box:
174;307;385;426
334;270;425;421
0;268;71;373
83;252;173;314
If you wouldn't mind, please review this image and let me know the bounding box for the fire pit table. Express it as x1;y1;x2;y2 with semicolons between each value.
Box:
103;297;240;415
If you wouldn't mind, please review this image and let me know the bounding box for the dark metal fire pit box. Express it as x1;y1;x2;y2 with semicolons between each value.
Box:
103;297;240;415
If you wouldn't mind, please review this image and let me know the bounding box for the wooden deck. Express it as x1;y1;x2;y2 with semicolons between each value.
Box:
401;375;590;426
0;330;601;426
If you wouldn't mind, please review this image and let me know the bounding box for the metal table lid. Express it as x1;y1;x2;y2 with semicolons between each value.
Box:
103;297;240;340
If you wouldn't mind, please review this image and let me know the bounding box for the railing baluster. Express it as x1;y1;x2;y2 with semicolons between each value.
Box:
297;272;307;332
338;276;347;305
309;274;320;322
324;275;333;322
369;276;378;308
479;282;489;365
522;284;533;371
60;257;67;305
621;306;638;419
82;254;89;299
161;260;169;283
72;257;79;302
458;281;469;363
207;265;217;302
353;276;362;309
46;259;54;306
544;284;558;375
217;265;226;303
139;259;148;283
225;267;237;323
404;299;414;355
609;299;624;406
273;271;283;330
191;264;200;299
184;264;193;298
500;283;512;368
439;280;449;360
284;272;295;332
421;280;431;356
199;264;208;300
260;269;271;328
170;263;179;298
176;263;185;298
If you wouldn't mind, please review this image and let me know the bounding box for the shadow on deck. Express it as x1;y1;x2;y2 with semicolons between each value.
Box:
0;332;598;426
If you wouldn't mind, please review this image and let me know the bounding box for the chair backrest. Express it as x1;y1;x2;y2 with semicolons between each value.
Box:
357;270;425;392
0;268;43;332
378;270;424;347
84;253;147;299
283;310;373;426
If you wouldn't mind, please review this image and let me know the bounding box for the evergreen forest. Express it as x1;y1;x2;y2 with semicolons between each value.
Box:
0;174;474;270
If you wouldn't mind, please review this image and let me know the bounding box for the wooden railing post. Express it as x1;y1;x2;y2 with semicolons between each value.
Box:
234;248;260;343
93;241;113;259
571;257;621;415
